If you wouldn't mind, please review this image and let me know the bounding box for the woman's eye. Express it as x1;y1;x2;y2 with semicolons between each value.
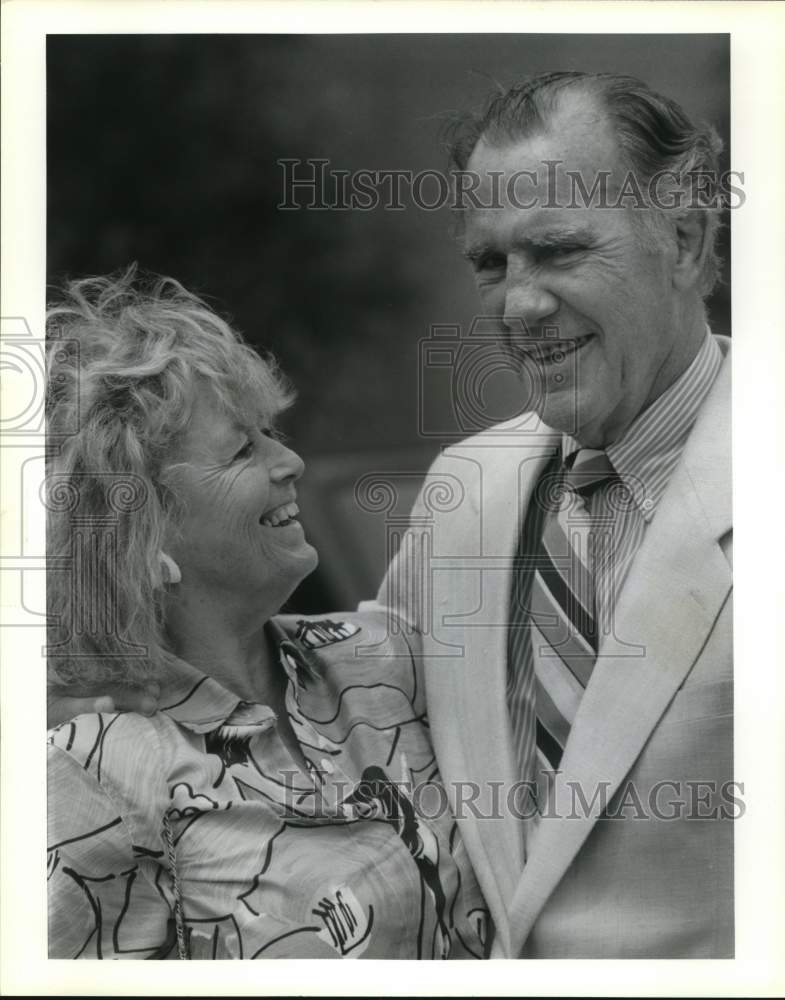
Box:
261;426;287;443
233;440;253;461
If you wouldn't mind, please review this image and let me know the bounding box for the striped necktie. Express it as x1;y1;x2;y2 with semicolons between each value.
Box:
508;449;617;801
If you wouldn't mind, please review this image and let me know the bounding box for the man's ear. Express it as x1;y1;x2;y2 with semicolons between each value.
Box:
672;209;710;292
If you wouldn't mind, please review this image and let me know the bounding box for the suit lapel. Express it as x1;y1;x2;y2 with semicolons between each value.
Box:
424;430;557;957
507;350;732;954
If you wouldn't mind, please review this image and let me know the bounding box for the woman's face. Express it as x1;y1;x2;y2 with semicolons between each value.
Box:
162;390;318;610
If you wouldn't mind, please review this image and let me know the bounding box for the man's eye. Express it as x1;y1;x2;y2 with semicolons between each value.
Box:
537;244;584;264
475;254;506;273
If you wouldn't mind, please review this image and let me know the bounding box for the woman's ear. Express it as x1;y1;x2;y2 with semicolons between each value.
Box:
672;210;710;292
159;551;182;586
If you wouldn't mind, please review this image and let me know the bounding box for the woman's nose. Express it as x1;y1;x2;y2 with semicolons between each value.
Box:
269;440;305;482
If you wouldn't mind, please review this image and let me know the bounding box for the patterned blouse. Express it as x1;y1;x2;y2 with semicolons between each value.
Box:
47;611;491;959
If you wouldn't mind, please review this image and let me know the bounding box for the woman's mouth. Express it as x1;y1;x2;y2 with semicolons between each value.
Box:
260;501;300;527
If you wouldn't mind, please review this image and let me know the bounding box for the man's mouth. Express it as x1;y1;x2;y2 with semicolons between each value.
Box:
260;501;300;527
521;333;594;366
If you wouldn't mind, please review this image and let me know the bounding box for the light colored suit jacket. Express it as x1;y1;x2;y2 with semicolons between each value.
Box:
376;338;733;958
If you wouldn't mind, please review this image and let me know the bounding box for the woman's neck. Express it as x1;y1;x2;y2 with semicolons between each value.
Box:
163;586;284;709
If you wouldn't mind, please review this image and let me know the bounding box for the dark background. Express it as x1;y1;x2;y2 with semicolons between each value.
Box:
47;34;730;610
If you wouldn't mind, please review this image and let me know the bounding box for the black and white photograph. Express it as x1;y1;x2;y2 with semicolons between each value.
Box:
2;1;784;995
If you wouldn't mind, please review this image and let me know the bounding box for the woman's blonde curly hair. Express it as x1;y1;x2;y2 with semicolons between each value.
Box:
46;265;294;689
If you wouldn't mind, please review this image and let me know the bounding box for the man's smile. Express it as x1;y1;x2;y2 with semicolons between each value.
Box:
518;332;595;367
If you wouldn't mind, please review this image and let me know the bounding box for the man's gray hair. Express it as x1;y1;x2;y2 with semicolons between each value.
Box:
447;71;725;296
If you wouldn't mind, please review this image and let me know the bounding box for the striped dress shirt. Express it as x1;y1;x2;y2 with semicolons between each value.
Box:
507;331;724;806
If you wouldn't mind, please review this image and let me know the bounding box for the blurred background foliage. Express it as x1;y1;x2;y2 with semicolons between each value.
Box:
47;34;730;609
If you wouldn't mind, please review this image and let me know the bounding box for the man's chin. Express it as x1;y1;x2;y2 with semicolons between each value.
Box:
537;392;582;438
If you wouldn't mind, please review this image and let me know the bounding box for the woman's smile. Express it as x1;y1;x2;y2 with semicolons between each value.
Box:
163;389;318;602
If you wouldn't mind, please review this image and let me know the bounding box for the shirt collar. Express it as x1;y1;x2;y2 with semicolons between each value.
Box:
158;621;300;734
562;330;723;521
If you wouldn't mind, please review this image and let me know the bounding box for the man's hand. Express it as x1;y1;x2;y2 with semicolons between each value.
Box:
47;683;160;730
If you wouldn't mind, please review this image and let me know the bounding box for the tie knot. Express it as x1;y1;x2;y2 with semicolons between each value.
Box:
562;448;616;497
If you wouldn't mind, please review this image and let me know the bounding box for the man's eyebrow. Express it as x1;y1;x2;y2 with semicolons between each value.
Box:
462;241;494;262
463;226;595;260
524;226;595;248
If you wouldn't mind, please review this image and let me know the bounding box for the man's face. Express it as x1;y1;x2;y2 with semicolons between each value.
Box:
463;109;685;446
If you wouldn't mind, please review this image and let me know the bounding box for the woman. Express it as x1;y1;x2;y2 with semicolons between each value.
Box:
46;268;490;960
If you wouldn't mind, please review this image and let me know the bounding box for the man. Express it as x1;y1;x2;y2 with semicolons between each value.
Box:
376;71;733;958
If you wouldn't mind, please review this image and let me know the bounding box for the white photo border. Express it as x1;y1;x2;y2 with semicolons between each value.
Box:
2;1;784;995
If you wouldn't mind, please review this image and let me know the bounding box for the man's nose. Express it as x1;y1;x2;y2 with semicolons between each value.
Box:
502;259;559;331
